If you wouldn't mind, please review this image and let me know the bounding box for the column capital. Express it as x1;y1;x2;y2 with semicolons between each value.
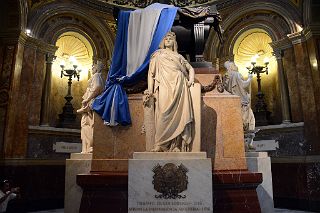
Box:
272;49;283;60
46;53;56;64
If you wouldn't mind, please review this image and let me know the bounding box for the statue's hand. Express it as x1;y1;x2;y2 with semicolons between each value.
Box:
143;90;153;106
143;90;152;96
187;80;194;87
82;99;88;105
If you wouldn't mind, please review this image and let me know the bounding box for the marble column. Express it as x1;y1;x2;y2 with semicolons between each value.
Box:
282;47;303;122
40;53;56;126
2;33;27;157
289;32;320;153
273;49;291;124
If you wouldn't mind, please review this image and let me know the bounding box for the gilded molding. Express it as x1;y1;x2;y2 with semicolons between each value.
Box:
106;0;218;8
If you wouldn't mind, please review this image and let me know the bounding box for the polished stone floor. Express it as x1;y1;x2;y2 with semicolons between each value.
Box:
28;208;316;213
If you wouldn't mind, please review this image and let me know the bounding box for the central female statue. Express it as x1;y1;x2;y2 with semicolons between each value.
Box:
147;32;195;152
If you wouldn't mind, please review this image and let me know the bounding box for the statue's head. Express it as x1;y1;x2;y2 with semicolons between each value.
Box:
224;60;238;72
92;60;103;74
159;31;178;52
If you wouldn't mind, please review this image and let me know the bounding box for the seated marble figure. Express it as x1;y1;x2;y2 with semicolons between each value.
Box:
144;32;195;152
77;60;105;153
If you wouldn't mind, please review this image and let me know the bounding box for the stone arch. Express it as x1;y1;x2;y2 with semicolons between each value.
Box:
205;1;301;62
27;2;114;62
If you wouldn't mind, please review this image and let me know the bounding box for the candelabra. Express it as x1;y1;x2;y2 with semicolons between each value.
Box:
57;56;81;128
247;55;270;126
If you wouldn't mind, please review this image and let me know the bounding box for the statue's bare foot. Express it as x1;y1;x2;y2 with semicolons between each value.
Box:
172;147;180;152
151;146;162;152
245;143;255;152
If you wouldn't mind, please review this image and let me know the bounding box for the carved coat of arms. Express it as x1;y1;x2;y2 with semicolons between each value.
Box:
152;163;188;199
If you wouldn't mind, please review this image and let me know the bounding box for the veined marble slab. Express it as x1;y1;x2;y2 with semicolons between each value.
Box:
252;140;279;151
133;152;207;159
128;156;212;213
246;152;274;213
65;153;92;213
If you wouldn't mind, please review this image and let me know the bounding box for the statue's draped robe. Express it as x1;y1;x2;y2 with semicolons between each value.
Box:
149;49;194;151
81;72;104;153
225;70;255;131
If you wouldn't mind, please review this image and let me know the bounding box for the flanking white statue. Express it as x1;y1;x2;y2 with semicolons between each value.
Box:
223;61;256;150
77;60;105;153
144;32;195;152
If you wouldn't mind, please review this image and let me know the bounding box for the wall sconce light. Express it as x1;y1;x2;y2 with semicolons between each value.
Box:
26;29;31;36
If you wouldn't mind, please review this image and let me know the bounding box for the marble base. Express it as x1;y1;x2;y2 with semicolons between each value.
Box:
133;152;207;159
77;170;262;213
128;153;212;213
65;153;92;213
246;152;274;213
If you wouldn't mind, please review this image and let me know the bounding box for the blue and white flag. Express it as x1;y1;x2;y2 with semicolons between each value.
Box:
92;3;178;126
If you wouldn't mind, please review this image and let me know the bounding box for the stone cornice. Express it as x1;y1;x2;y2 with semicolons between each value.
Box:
287;31;306;45
303;25;320;40
270;37;292;51
25;36;58;54
0;31;28;45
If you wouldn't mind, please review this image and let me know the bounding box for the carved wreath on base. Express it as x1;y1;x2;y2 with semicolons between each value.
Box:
152;163;189;199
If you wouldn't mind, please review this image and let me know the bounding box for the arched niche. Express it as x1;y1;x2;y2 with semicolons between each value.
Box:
50;32;94;127
205;1;301;62
27;1;115;127
232;29;282;124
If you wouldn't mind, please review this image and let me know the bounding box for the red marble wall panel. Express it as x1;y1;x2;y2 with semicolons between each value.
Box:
272;162;320;211
5;44;33;157
282;48;303;122
28;51;45;125
306;37;320;141
293;42;320;153
3;43;24;157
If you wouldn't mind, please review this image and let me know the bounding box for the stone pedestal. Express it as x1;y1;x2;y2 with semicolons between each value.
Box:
246;152;274;213
128;152;212;213
65;153;92;213
197;73;247;171
76;71;262;213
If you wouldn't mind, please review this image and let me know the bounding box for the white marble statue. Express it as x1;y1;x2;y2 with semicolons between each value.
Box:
223;60;256;150
144;32;195;152
77;60;104;153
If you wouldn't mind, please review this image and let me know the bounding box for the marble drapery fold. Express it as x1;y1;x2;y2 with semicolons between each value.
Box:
149;48;194;151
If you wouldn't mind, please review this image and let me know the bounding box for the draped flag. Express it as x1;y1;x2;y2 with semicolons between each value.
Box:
92;3;178;126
